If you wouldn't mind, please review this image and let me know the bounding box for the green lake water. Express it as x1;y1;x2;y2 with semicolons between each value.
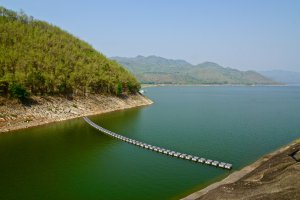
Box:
0;86;300;200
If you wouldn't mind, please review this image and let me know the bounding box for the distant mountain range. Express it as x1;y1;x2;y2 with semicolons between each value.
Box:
260;70;300;85
111;55;279;85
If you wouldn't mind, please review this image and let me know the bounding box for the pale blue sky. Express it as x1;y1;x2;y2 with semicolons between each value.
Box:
1;0;300;71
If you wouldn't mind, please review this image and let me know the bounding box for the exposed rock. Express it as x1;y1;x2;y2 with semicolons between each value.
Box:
182;142;300;200
0;94;153;133
293;151;300;161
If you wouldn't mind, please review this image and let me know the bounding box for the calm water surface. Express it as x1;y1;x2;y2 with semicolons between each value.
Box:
0;86;299;200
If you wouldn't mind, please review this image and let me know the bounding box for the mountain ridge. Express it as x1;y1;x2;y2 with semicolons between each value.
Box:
111;56;279;85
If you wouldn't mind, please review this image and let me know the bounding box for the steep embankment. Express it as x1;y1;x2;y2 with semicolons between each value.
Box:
182;140;300;200
0;7;152;133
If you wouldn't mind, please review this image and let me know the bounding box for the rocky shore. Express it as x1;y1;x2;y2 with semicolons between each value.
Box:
182;140;300;200
0;94;153;133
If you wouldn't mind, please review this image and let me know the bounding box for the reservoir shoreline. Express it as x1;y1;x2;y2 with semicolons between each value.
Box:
181;140;300;200
0;94;153;133
141;83;285;88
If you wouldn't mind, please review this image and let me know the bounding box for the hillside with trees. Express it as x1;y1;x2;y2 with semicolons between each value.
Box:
0;6;140;100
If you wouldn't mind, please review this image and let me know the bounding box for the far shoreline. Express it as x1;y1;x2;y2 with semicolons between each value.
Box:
141;83;286;88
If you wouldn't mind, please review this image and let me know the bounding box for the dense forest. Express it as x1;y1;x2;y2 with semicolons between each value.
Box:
0;7;140;100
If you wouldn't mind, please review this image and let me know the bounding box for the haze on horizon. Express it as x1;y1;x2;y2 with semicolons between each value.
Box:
1;0;300;72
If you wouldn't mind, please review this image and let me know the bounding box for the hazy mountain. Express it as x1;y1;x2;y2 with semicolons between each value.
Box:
111;56;279;85
260;70;300;85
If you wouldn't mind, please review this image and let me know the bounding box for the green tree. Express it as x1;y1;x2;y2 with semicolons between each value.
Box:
117;83;122;96
8;83;29;100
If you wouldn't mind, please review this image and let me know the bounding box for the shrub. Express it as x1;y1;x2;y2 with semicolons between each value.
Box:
0;81;9;96
8;83;29;100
